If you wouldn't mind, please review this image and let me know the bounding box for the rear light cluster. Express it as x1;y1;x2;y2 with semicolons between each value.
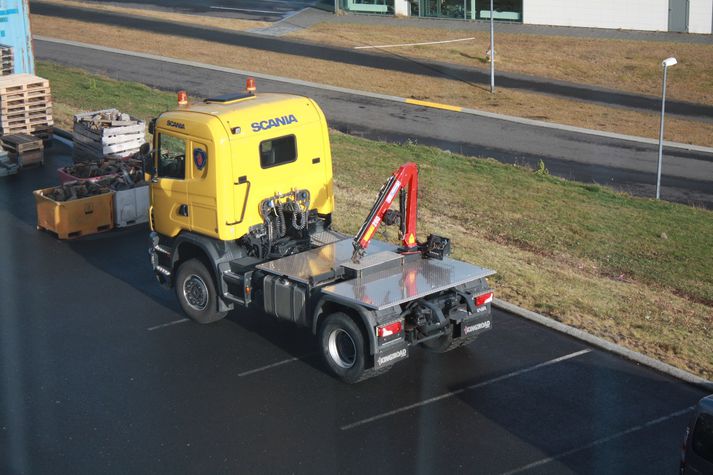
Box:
475;291;494;307
377;321;402;338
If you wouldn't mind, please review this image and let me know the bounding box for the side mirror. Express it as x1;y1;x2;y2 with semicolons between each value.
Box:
148;118;156;136
139;142;150;155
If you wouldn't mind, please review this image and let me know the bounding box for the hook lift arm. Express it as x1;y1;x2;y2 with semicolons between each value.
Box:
353;162;450;263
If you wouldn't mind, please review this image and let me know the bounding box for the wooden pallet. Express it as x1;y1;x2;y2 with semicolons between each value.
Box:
2;133;44;167
0;74;50;93
2;133;44;153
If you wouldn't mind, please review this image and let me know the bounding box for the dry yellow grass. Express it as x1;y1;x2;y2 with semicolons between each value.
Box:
35;0;269;31
32;15;713;147
290;23;713;106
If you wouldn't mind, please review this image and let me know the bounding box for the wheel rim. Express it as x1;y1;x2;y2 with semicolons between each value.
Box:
328;329;357;369
183;274;209;311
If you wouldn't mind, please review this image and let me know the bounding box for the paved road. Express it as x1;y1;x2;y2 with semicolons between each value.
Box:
0;143;707;474
30;1;713;121
86;0;326;21
34;39;713;207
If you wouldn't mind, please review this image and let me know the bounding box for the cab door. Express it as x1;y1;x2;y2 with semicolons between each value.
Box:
150;131;189;237
187;140;219;236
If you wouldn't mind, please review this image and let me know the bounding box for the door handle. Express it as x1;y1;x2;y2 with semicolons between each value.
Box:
178;204;189;217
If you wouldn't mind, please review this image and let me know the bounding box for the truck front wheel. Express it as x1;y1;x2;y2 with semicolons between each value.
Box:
175;258;227;324
319;312;367;383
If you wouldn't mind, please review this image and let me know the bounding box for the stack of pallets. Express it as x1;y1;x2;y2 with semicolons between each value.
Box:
0;74;53;141
0;45;13;76
1;133;44;167
73;109;145;161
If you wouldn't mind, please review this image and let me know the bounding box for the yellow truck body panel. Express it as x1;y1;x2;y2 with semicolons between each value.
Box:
150;93;334;241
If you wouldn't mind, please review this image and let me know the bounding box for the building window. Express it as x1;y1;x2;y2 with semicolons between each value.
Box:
260;135;297;169
340;0;392;14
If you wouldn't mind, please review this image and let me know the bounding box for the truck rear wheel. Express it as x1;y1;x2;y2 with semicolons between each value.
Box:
319;312;369;384
175;258;227;324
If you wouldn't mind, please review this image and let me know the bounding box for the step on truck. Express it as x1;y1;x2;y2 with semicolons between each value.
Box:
147;81;495;383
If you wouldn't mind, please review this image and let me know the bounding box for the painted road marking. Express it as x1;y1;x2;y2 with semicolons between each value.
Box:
405;98;463;112
500;405;695;474
147;318;190;331
340;348;592;430
238;353;316;377
355;37;475;50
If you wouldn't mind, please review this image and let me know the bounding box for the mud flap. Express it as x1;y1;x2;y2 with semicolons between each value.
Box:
374;341;408;369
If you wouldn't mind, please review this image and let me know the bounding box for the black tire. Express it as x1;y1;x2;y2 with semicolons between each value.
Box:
319;312;370;384
175;258;227;324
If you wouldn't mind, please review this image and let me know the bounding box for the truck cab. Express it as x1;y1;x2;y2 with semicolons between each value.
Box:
150;90;334;242
148;84;495;383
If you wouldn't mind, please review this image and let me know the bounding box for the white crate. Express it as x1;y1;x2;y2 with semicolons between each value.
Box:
113;184;149;227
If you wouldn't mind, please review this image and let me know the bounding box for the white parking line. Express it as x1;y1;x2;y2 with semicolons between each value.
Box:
355;37;475;50
238;353;315;377
500;405;695;474
340;348;592;430
147;318;190;331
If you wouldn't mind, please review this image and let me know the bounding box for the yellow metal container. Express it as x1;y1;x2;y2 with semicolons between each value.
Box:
34;187;114;239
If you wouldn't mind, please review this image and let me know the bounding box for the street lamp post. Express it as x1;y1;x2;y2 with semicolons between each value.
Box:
656;57;677;200
489;0;495;93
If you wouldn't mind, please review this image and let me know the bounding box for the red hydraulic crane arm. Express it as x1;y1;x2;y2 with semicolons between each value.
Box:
352;162;419;262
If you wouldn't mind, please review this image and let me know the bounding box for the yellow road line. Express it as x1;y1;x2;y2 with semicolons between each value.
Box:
405;99;463;112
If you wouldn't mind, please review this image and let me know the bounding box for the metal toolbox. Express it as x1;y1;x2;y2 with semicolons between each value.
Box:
263;274;307;324
113;184;149;227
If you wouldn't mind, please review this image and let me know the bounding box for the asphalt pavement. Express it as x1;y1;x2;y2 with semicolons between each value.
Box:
30;0;713;121
87;0;328;21
34;38;713;208
0;143;708;474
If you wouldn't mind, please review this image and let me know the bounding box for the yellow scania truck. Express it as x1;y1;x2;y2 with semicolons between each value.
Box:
148;83;495;383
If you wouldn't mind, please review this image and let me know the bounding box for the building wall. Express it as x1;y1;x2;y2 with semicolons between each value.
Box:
688;0;713;33
523;0;669;31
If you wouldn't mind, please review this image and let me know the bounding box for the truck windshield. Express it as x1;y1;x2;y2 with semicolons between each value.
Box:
693;413;713;463
158;133;186;179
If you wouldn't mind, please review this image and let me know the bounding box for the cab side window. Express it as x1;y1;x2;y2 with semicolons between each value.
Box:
158;134;186;179
260;135;296;169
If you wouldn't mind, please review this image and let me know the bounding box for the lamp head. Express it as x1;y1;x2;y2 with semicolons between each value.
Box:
662;57;678;68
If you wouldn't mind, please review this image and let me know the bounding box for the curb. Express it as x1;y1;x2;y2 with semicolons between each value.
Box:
34;36;713;155
493;298;713;392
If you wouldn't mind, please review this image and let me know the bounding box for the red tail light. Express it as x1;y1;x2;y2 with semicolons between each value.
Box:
377;321;402;337
475;291;493;306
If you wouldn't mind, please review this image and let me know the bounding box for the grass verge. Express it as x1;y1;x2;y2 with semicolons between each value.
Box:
31;11;713;147
38;61;713;378
289;23;713;106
